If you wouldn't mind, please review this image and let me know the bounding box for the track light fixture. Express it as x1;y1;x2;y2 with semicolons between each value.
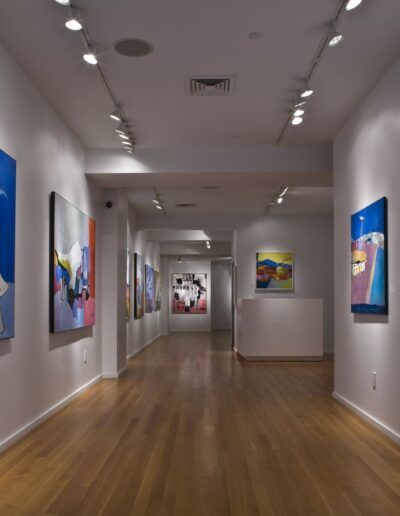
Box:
328;22;344;47
345;0;364;11
65;10;83;31
115;121;127;134
54;0;70;4
206;241;211;249
119;133;129;140
293;109;304;117
153;199;160;204
156;205;163;210
269;186;289;206
291;116;303;126
83;52;97;65
110;108;122;122
294;100;306;108
300;82;314;98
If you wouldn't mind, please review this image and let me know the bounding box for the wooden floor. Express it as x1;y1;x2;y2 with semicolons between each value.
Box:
1;333;400;516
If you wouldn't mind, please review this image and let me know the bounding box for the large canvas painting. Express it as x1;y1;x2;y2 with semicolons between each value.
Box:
134;253;144;319
351;197;387;314
0;150;16;340
172;273;207;314
256;252;294;290
126;249;131;318
50;192;96;332
145;265;154;313
154;270;161;311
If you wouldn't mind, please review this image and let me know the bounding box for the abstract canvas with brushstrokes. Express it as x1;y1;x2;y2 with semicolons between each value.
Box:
256;252;293;291
351;197;387;314
134;253;144;318
50;193;96;332
0;150;16;340
145;265;154;313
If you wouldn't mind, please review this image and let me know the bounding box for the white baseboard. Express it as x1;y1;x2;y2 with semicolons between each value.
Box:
126;334;161;361
332;392;400;445
0;373;103;454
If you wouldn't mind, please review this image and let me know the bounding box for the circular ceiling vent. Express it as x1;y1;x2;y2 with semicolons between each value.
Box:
114;38;153;57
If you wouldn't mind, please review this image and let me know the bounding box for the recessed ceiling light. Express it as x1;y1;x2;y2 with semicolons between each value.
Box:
65;18;82;31
293;109;304;117
291;116;303;126
54;0;70;4
345;0;364;11
83;53;97;65
248;32;263;40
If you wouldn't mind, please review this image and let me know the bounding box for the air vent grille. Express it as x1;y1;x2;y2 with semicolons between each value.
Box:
188;76;234;96
176;203;197;208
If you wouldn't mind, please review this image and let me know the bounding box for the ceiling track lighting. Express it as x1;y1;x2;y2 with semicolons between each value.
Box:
269;186;289;206
83;51;97;65
65;8;83;31
54;0;70;5
110;108;122;122
276;0;365;145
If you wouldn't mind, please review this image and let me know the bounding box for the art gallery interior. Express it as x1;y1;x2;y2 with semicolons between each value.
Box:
0;0;400;514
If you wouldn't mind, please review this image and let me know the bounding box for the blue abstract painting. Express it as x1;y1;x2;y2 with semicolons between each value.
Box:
145;264;154;313
351;197;387;314
0;150;16;340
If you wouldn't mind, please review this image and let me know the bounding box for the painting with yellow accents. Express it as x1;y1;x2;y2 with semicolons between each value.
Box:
256;252;294;291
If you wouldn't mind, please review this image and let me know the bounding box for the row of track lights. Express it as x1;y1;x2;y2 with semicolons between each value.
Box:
286;0;365;131
152;191;167;215
270;187;289;207
53;0;136;154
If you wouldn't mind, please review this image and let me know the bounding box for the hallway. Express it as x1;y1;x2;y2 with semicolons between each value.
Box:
0;333;399;516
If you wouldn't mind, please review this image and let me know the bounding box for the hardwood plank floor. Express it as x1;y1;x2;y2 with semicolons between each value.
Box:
0;332;400;515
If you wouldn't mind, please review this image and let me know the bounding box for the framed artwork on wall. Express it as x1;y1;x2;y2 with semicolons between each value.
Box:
256;252;294;291
134;253;144;319
351;197;387;314
154;270;161;311
50;192;96;333
0;150;16;340
126;249;131;319
172;273;207;314
145;265;154;313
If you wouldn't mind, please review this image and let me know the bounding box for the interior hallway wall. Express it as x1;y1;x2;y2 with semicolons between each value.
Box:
211;262;232;330
0;42;102;450
333;58;400;442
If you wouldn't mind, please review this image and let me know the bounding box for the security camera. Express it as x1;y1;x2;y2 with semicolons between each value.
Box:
105;201;113;209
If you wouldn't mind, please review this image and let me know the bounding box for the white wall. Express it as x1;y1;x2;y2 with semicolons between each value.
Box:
333;58;400;441
126;209;161;357
169;258;211;333
0;43;102;449
235;215;334;352
211;262;232;330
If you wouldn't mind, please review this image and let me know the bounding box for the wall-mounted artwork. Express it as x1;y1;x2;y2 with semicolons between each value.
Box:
154;270;161;311
172;273;207;314
0;150;16;340
351;197;387;314
256;252;294;291
134;253;144;319
145;265;154;313
126;249;131;318
50;193;96;332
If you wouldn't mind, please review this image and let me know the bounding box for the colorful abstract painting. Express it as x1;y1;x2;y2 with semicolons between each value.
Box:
50;193;96;332
256;252;294;290
172;273;207;314
154;270;161;312
145;265;154;313
126;249;131;318
0;150;16;340
134;253;144;319
351;197;387;314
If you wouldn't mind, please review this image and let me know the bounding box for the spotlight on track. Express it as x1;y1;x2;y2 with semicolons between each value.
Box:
345;0;364;11
83;52;97;65
328;23;344;47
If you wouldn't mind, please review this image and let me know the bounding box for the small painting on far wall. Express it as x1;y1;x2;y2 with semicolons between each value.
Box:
154;270;161;312
145;264;154;313
172;273;207;314
256;252;294;291
351;197;387;314
134;253;144;319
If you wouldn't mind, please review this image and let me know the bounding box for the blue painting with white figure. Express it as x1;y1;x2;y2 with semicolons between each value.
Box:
0;150;16;340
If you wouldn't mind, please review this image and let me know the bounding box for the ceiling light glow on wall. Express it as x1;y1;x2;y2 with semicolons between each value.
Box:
83;53;97;65
345;0;364;11
65;18;82;31
291;116;303;126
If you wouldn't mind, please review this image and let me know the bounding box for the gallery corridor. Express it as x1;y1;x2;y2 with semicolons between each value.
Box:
0;333;399;516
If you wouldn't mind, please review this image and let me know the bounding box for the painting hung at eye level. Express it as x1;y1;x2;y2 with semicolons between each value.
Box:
0;150;16;341
256;252;294;291
126;249;131;318
134;253;144;319
154;270;161;311
351;197;387;314
145;265;154;313
172;273;207;314
50;193;96;332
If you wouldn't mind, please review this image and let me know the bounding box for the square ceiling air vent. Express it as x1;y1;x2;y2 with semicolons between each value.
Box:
188;76;234;96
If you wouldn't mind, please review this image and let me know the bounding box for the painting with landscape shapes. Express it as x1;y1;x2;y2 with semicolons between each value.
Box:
145;264;154;313
256;252;294;290
50;192;96;332
154;270;161;311
172;273;207;314
0;150;16;340
134;253;144;318
351;197;387;314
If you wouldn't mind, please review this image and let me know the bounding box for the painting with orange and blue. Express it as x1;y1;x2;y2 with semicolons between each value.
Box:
256;252;293;291
351;197;387;314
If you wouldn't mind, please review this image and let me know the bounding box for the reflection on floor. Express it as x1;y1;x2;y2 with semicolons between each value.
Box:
0;332;400;515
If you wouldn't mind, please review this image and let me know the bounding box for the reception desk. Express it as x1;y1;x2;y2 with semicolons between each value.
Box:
236;298;323;361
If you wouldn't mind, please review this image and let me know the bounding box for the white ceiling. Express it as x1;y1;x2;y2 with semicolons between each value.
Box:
0;1;399;148
128;186;333;216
